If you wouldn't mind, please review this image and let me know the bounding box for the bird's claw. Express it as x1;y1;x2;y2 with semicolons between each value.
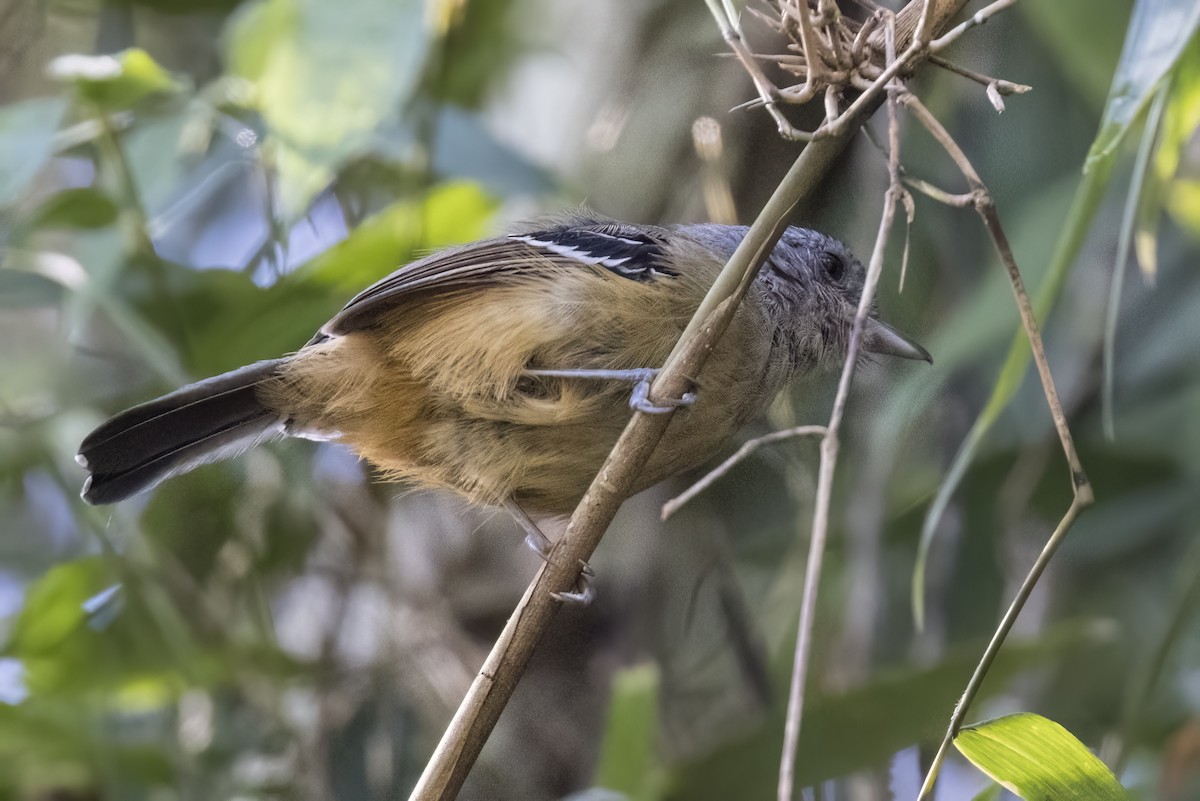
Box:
630;376;697;415
520;522;596;605
551;560;595;605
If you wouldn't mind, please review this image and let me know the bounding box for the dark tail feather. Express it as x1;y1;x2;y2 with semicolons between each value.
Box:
78;359;288;505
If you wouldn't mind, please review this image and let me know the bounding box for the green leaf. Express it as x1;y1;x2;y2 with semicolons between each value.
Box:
955;713;1130;800
5;557;191;696
7;558;115;659
430;0;521;108
1156;34;1200;240
0;97;69;206
48;49;180;111
593;664;664;801
27;187;119;230
1085;0;1200;171
289;180;498;295
225;0;431;217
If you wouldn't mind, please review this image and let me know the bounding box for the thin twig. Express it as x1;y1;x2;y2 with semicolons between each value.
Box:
661;425;827;520
899;91;1094;800
902;94;1087;487
732;1;973;140
930;0;1019;53
792;0;830;95
705;0;814;141
903;175;974;207
862;124;975;208
928;53;1031;113
777;18;906;801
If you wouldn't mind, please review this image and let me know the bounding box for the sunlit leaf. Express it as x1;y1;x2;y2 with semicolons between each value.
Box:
5;557;192;696
225;0;431;217
289;180;498;295
7;558;114;658
48;49;180;111
1085;0;1200;171
955;713;1130;800
0;97;68;206
1157;37;1200;239
0;700;174;790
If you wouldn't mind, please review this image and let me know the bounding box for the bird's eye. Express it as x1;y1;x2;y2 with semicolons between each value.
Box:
820;252;845;282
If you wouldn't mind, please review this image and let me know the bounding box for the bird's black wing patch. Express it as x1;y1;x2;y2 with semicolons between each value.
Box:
509;225;676;282
319;221;676;338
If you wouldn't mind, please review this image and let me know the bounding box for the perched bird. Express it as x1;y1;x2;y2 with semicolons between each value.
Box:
77;216;928;552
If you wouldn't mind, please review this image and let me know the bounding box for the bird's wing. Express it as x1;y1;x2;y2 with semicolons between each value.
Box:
318;220;676;338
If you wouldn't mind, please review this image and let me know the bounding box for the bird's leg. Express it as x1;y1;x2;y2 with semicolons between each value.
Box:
524;368;697;414
504;499;595;605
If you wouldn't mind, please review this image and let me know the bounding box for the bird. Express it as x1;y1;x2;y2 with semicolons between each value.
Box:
76;215;929;581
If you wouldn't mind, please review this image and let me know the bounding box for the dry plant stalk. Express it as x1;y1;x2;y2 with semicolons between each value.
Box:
690;2;1093;798
898;92;1094;800
777;21;910;795
410;2;971;799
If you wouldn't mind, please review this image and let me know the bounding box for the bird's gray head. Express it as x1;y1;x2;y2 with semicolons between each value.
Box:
679;223;930;372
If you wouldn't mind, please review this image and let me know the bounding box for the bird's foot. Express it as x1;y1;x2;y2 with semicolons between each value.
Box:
523;367;696;415
506;500;595;605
